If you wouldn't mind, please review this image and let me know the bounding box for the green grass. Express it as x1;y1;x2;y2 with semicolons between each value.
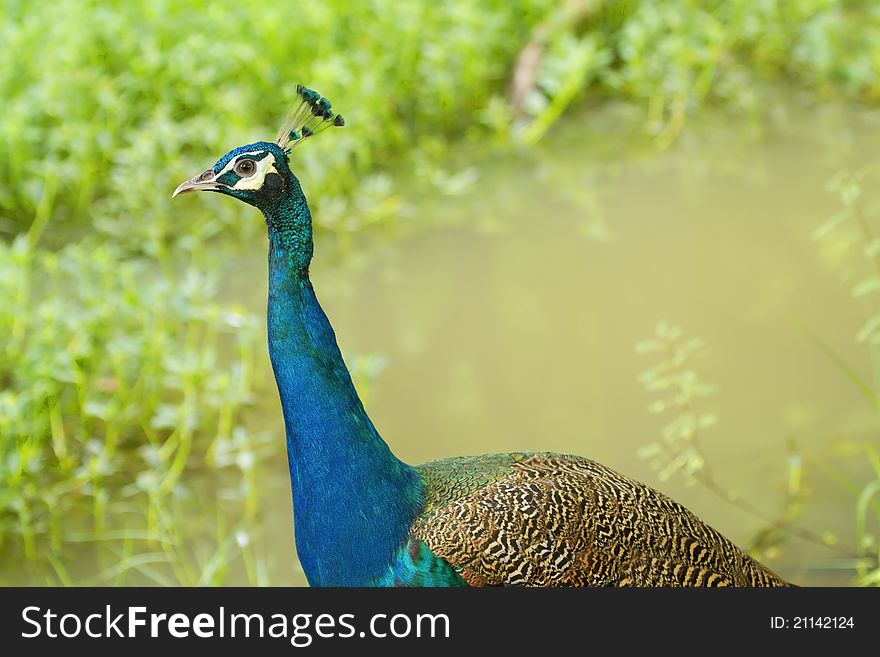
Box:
4;1;880;243
0;234;267;583
0;0;554;244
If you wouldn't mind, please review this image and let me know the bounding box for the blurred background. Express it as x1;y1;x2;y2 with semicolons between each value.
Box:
1;0;880;586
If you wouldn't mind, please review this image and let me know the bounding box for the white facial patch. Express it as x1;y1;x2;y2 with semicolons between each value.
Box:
217;151;279;191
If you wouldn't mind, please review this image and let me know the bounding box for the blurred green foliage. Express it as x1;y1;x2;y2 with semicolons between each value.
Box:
4;1;880;242
818;169;880;356
0;234;266;582
0;0;552;244
636;323;717;483
2;0;880;584
812;168;880;584
518;0;880;144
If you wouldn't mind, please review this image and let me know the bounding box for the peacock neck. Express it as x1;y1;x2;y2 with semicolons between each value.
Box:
263;191;423;587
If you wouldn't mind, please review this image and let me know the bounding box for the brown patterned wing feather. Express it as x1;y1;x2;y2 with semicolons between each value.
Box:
412;453;789;587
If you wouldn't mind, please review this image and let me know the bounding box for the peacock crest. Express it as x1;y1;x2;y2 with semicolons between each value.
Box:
275;85;345;153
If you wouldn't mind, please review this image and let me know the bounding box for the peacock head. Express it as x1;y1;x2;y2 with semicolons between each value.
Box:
172;85;344;212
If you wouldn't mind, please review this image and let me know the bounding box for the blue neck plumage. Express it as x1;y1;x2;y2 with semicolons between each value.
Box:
262;183;423;587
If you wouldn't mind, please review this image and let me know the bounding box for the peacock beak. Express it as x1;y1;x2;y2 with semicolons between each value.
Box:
172;169;221;197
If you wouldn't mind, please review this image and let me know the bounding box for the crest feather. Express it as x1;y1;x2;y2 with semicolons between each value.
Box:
275;85;345;153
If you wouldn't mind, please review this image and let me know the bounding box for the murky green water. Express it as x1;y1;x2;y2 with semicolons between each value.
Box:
14;89;880;587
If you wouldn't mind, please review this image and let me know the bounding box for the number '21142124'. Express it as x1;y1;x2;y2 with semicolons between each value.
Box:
770;617;854;629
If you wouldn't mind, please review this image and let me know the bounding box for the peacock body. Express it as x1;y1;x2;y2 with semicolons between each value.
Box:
173;87;789;588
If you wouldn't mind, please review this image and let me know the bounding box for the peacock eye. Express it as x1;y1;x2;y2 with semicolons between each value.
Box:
234;159;257;176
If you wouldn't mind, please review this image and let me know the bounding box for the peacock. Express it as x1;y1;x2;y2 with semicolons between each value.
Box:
173;86;790;587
